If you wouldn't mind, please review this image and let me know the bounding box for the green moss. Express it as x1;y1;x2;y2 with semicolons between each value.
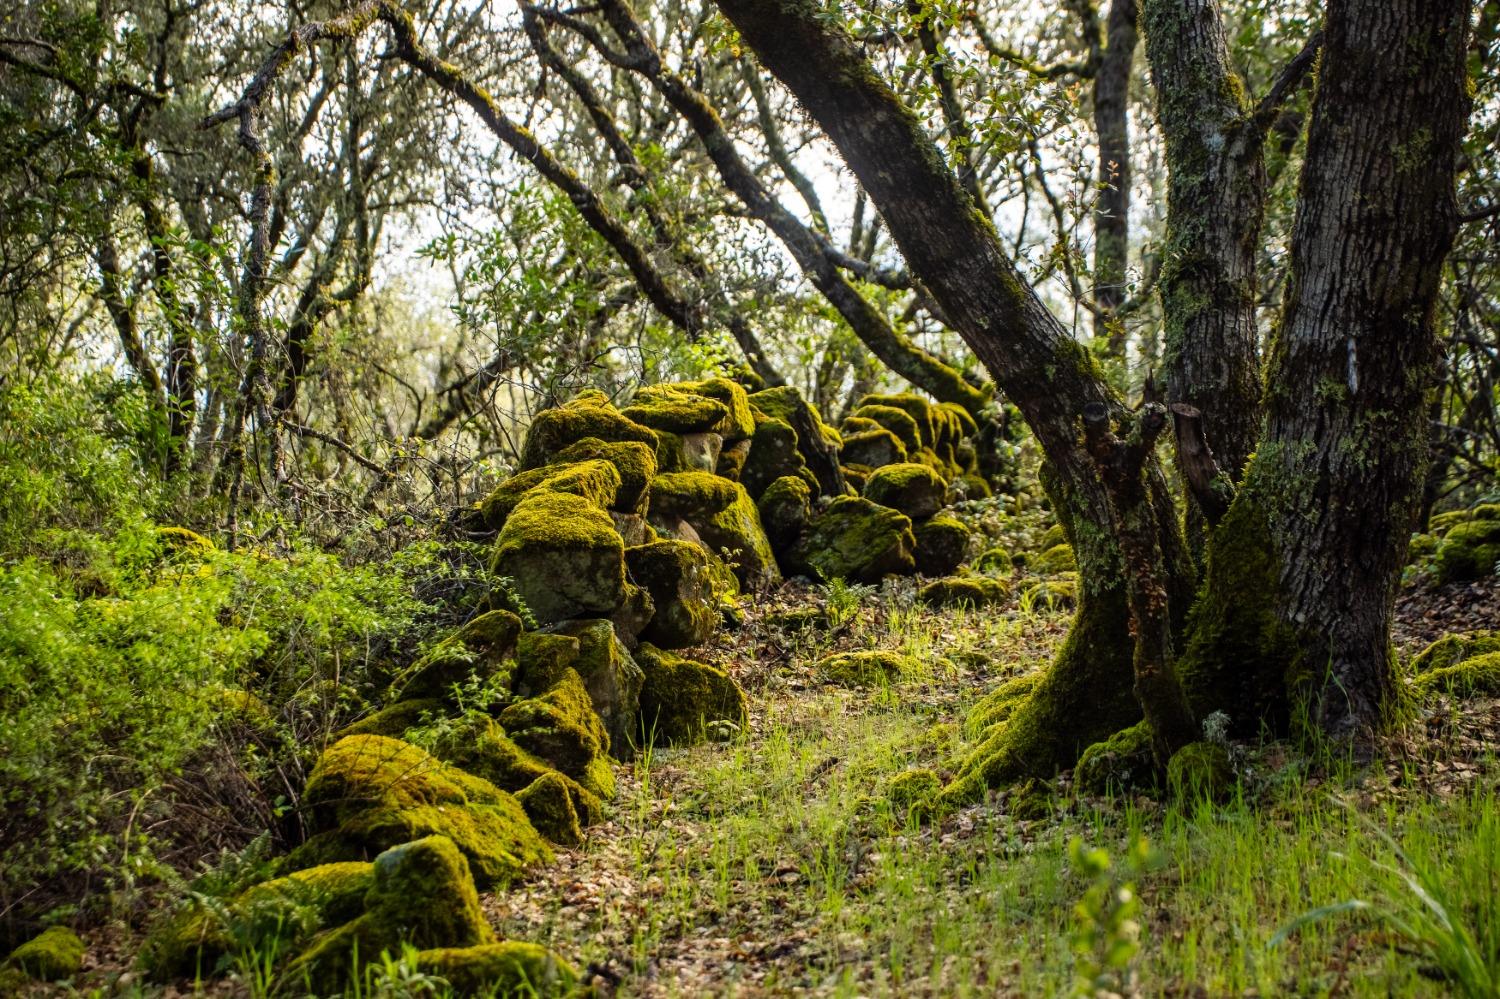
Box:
841;464;871;492
716;438;752;480
499;668;612;796
142;862;374;980
958;472;993;499
935;401;979;438
1409;631;1500;674
623;394;730;434
300;735;551;888
857;392;936;446
517;771;584;847
626;540;722;649
513;632;582;694
913;514;971;576
519;394;658;470
974;546;1012;575
917;575;1009;609
815;649;917;687
155;525;214;558
337;699;445;740
638;378;756;440
851;404;923;453
1038;524;1067;550
386;610;522;703
547;618;644;755
862;462;947;519
962;673;1038;738
1007;777;1055;821
1032;543;1077;575
426;715;604;827
886;768;941;820
1166;742;1235;802
1432;517;1500;583
757;474;812;551
288;836;492;992
839;427;908;469
636;643;749;745
1018;577;1077;611
6;926;83;981
648;472;779;588
740;418;808;499
553;437;657;512
1413;651;1500;698
414;941;579;997
491;491;626;625
1073;721;1156;796
838;416;883;436
477;459;622;531
790;495;916;584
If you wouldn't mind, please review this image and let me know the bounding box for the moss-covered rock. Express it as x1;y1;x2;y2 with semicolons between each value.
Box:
654;429;724;474
623;394;730;435
626;540;722;650
1413;651;1500;698
636;643;748;745
553;437;657;513
740;418;809;499
155;525;215;558
491;491;626;625
1033;543;1077;575
1409;631;1500;675
549;618;644;754
815;649;917;687
917;575;1010;609
749;384;845;496
336;698;445;741
886;768;941;820
142;863;374;980
851;404;923;454
858;392;936;447
519;393;658;471
1019;577;1077;611
1166;742;1235;802
958;471;993;499
840;427;907;469
790;495;916;584
1432;517;1500;583
838;416;883;437
841;464;871;493
1073;721;1156;796
425;715;604;827
499;668;613;796
414;941;579;997
862;462;947;519
478;459;622;531
6;926;83;982
516;771;584;847
288;835;491;992
648;472;779;588
913;514;971;576
716;438;752;480
300;735;551;888
512;632;582;694
962;673;1038;738
757;474;812;552
386;610;523;703
974;546;1012;575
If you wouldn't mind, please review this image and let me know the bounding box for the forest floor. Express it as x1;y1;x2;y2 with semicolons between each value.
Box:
40;574;1500;998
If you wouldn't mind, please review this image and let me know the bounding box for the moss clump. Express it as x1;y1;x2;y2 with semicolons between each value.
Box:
862;462;948;519
1409;631;1500;675
917;575;1009;609
549;618;645;754
749;385;844;479
636;643;748;745
516;771;584;847
1018;577;1077;611
1032;543;1077;575
553;437;657;513
635;379;755;440
289;835;492;992
858;392;936;447
958;472;993;499
155;525;214;558
815;649;917;687
477;459;621;531
513;632;582;694
1007;777;1055;820
1166;742;1235;802
839;427;907;469
491;491;626;625
426;715;604;827
519;393;658;470
740;418;809;499
1073;721;1156;796
499;668;612;796
757;474;812;551
386;610;522;703
648;472;779;588
1038;524;1067;550
716;438;751;480
142;862;374;980
841;464;871;492
838;416;883;436
974;546;1012;575
1432;517;1500;583
962;673;1038;738
6;926;84;981
913;514;971;576
300;735;551;888
336;698;444;741
1413;651;1500;698
626;540;723;650
414;942;579;997
623;394;730;435
790;495;916;584
886;768;941;820
851;404;922;454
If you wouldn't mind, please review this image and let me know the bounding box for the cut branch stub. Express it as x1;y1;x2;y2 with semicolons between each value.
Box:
1169;402;1234;527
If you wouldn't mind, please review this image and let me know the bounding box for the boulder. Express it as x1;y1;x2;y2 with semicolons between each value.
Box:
386;610;522;703
913;515;971;576
917;575;1010;609
740;418;810;498
490;491;626;625
549;618;644;753
863;462;948;519
648;472;780;588
518;393;657;471
857;392;936;448
626;540;723;649
1433;516;1500;583
517;771;584;846
756;475;812;552
850;403;923;454
1033;543;1077;575
840;427;907;469
426;715;603;826
477;459;621;531
623;394;730;434
553;437;657;512
636;643;748;744
748;385;846;496
499;668;614;798
790;496;916;583
814;650;917;687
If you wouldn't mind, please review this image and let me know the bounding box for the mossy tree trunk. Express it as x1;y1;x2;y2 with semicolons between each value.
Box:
1091;0;1138;354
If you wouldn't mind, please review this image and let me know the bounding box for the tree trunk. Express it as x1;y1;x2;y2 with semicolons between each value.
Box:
1092;0;1137;352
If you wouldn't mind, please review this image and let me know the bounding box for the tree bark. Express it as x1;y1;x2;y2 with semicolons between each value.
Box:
1091;0;1138;351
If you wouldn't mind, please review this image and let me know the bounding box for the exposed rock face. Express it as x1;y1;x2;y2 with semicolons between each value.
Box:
626;540;723;649
863;462;947;519
636;643;749;744
491;491;627;625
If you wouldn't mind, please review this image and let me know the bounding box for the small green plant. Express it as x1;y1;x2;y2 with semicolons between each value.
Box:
1068;835;1154;997
824;577;872;628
